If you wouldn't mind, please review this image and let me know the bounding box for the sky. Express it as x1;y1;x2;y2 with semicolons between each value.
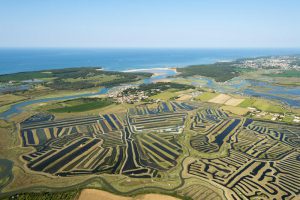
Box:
0;0;300;48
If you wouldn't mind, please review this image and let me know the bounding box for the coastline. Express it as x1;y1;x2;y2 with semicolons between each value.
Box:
1;48;300;75
123;67;177;73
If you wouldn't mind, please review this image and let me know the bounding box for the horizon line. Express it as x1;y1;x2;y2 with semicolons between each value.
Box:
1;47;300;50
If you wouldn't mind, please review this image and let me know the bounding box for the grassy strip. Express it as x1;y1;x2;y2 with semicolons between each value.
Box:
4;190;78;200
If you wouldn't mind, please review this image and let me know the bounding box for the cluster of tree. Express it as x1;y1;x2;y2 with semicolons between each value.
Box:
0;71;52;82
123;82;194;96
176;62;240;82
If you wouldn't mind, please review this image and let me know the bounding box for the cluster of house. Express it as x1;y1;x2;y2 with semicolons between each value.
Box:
248;107;299;123
236;56;299;70
108;86;149;104
293;116;300;123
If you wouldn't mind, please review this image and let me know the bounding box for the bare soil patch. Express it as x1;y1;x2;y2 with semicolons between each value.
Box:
208;94;231;104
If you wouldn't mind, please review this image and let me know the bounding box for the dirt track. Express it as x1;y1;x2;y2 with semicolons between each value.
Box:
78;189;181;200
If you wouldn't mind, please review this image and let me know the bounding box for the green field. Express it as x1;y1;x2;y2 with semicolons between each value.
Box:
48;98;114;113
239;98;285;113
238;98;256;107
195;92;218;101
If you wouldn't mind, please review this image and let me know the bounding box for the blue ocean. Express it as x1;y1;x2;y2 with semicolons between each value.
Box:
1;48;300;74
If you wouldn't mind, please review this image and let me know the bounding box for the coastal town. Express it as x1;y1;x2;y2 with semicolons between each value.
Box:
108;85;150;104
235;56;300;69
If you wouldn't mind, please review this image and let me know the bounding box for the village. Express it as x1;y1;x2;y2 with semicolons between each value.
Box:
108;85;150;104
235;56;300;69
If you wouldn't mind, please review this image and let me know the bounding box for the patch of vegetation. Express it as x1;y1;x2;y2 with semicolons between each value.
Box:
276;82;300;86
0;71;53;82
239;98;285;113
254;100;285;113
48;98;114;113
177;62;241;82
238;98;256;108
264;70;300;78
5;190;78;200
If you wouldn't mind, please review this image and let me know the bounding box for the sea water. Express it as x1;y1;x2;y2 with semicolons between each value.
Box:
1;48;300;74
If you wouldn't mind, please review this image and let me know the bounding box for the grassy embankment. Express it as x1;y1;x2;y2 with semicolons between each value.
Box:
2;191;79;200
